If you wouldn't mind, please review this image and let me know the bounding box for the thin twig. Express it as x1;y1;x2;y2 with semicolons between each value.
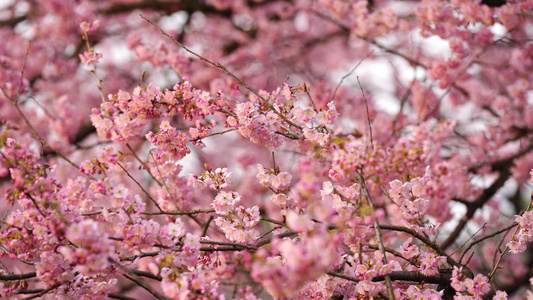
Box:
140;14;303;133
363;243;418;266
15;40;31;105
82;32;106;102
260;216;285;226
109;258;170;300
331;50;374;102
326;271;360;282
21;284;60;300
122;251;159;261
149;150;178;209
25;193;45;217
255;230;297;247
488;206;531;279
302;83;317;111
357;77;374;148
377;223;473;279
192;128;237;142
451;223;486;257
131;270;162;281
257;225;284;241
459;223;517;264
127;143;162;187
117;162;163;212
356;170;394;299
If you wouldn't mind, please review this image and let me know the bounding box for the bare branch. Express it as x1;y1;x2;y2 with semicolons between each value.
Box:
357;77;374;147
331;50;374;102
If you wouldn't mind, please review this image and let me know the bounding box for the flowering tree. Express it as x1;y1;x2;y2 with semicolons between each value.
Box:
1;0;533;299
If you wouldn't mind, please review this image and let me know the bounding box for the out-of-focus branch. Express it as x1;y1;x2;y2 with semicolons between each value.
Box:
0;271;36;281
108;293;140;300
0;42;95;180
0;15;26;27
100;1;230;17
441;168;511;250
442;139;533;250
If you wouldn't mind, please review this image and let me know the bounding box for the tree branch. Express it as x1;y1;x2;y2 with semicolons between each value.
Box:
372;271;451;285
0;271;36;281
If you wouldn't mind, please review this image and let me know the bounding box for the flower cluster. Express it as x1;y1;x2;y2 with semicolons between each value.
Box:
91;106;149;144
79;20;100;34
153;233;201;273
256;164;292;190
189;119;216;148
211;190;241;215
161;266;222;299
35;252;72;287
450;267;491;297
146;120;191;162
5;0;533;299
227;100;285;148
188;166;232;190
507;209;533;254
80;145;121;175
214;202;260;244
251;232;341;299
79;50;103;66
120;218;161;250
59;219;116;276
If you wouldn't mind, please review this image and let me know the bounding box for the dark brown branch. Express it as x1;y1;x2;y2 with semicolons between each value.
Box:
201;216;214;237
377;224;470;276
122;251;159;261
0;271;36;281
326;271;360;282
372;271;451;285
142;209;215;216
481;0;507;7
16;289;45;294
441;168;511;250
378;225;446;260
445;140;533;251
100;1;231;17
201;240;258;251
108;293;140;300
100;1;179;16
363;243;418;266
131;270;162;281
109;258;170;300
200;246;252;252
0;15;27;27
255;230;297;247
20;284;60;300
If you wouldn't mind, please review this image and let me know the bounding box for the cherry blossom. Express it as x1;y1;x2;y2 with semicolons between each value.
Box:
2;0;533;299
